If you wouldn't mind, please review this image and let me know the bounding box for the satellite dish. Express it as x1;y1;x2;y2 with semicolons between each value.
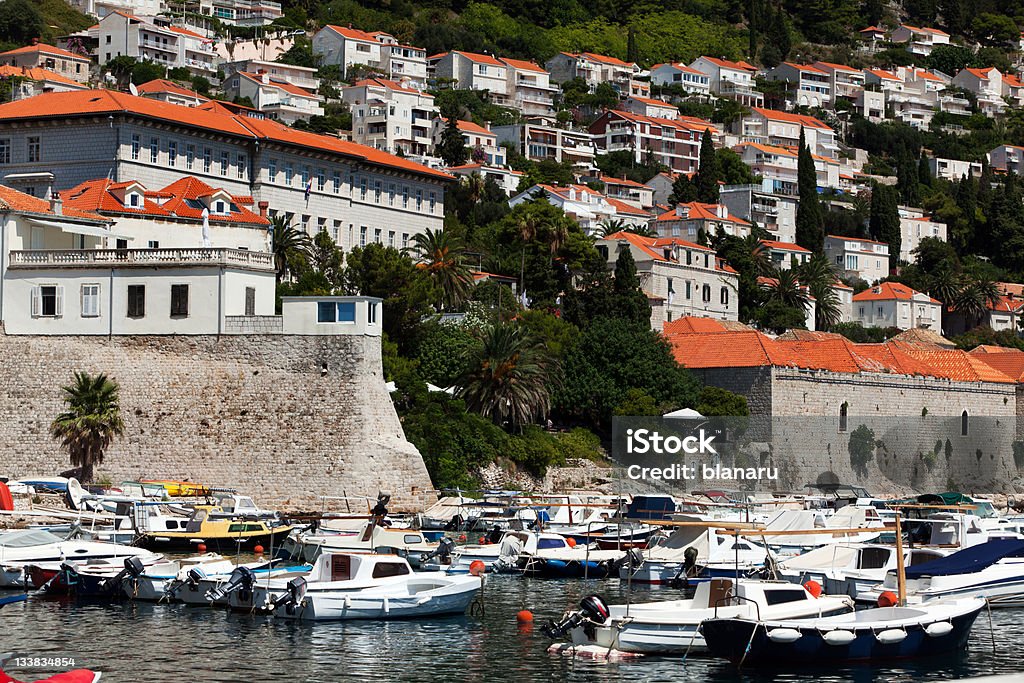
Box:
129;82;139;96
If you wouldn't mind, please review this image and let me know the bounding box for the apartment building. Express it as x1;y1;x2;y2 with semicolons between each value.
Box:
766;62;832;107
600;176;654;209
499;58;557;118
342;78;436;157
811;62;865;100
853;282;942;330
952;67;1008;116
135;78;209;106
222;59;320;92
95;12;217;77
689;56;762;107
0;43;91;84
989;144;1024;175
224;71;324;125
589;110;717;174
508;184;650;234
492;120;597;172
313;26;428;89
928;157;982;181
430;51;509;102
545;52;648;97
652;201;751;240
891;25;950;56
825;235;890;283
899;206;948;263
649;63;711;95
733;107;837;159
622;95;679;120
432;119;506;167
719;183;798;244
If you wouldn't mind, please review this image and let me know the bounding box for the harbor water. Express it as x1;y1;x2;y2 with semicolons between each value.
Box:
1;574;1021;682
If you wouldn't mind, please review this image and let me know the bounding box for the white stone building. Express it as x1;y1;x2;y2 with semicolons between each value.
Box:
899;206;947;263
928;157;982;181
734;108;837;160
766;62;832;107
597;231;739;329
689;56;762;107
447;164;523;196
812;62;865;101
508;184;649;234
499;58;558;118
652;202;751;240
758;239;811;270
222;59;320;93
588;110;717;174
853;282;942;330
95;13;217;78
719;183;798;244
312;26;428;89
342;78;436;157
136;78;209;106
648;63;710;95
545;52;648;98
224;71;324;125
891;25;951;56
952;67;1007;116
491;121;597;172
824;235;890;284
0;66;90;100
0;44;91;84
622;96;679;120
430;51;509;102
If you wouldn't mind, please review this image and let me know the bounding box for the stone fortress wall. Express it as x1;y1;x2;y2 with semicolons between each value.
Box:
0;330;435;511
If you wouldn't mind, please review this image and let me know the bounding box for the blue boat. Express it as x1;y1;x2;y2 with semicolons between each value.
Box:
701;597;985;665
0;593;27;607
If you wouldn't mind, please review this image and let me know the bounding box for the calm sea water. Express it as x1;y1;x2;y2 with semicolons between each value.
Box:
1;575;1022;682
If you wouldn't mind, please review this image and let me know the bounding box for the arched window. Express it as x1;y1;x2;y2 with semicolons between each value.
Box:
961;410;969;436
720;287;729;306
839;403;848;433
702;284;711;303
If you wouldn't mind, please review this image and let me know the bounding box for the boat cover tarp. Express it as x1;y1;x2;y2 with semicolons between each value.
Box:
904;538;1024;578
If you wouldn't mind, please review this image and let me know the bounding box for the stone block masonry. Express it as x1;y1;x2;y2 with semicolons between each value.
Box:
0;332;435;511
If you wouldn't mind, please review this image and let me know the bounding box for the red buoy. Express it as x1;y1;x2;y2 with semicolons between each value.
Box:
469;560;486;576
565;537;576;548
877;591;898;607
516;609;534;623
458;534;467;542
254;545;265;555
478;536;486;544
197;543;207;553
803;580;822;598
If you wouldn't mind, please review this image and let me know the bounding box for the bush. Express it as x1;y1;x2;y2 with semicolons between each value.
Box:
555;428;604;462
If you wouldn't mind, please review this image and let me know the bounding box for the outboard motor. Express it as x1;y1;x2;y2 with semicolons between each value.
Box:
670;546;700;589
622;547;645;575
273;576;308;616
205;566;255;603
444;514;464;532
487;526;503;545
420;537;456;565
185;567;207;589
542;594;610;639
371;493;392;527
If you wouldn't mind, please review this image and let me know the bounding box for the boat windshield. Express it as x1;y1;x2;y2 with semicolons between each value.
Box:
0;529;63;547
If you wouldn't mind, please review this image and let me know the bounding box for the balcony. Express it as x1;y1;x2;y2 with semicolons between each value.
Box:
9;248;275;271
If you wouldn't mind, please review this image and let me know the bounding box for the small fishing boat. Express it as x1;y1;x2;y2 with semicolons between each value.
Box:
284;519;437;567
31;552;164;595
700;597;985;664
0;530;156;588
137;506;293;552
618;524;770;585
547;578;855;655
267;552;482;621
778;543;947;598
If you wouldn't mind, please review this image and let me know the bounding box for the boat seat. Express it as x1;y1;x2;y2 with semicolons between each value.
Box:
706;578;733;608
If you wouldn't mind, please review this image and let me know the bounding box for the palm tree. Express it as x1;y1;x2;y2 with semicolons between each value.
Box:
456;324;558;430
763;266;811;311
516;211;541;294
925;263;960;334
744;233;774;277
407;228;473;311
598;218;626;237
461;173;486;204
50;372;125;484
953;276;1001;330
269;214;312;282
799;253;842;331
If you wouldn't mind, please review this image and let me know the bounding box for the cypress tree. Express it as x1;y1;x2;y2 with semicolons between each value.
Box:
695;129;720;203
795;127;824;253
869;183;901;268
612;247;652;327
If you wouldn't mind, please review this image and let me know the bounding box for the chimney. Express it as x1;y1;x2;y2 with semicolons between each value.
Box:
262;73;269;85
50;193;62;216
258;201;269;217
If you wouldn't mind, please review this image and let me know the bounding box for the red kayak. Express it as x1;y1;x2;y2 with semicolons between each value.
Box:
0;669;100;682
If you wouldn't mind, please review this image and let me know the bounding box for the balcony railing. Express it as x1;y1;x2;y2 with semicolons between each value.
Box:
9;248;275;271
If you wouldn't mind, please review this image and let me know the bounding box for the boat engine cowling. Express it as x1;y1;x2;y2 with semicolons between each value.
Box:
205;566;255;603
124;556;146;578
421;537;456;564
541;594;610;639
277;576;307;615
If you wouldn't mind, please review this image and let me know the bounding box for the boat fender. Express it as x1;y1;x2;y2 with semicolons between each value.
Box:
875;629;907;644
924;622;954;637
383;596;389;615
767;628;802;643
822;630;856;646
344;595;352;609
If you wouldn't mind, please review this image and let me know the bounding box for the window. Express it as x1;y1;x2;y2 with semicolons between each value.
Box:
301;165;310;187
237;154;246;179
149;137;159;163
27;136;40;163
374;180;382;203
244;287;256;316
332;171;341;193
371;562;409;578
388;184;395;206
369;302;377;324
128;192;141;208
186;144;195;170
130;134;140;160
127;285;145;318
961;410;969;436
402;186;409;207
429;192;436;212
685;281;692;299
31;285;62;317
317;301;357;323
203;147;212;173
416;190;422;210
148;240;159;249
702;284;711;303
360;178;368;200
285;163;294;184
170;284;189;318
81;284;100;318
168;141;177;166
402;233;409;249
360;226;367;246
317;169;325;191
388;230;395;247
839;403;848;432
220;151;229;176
720;287;729;305
268;159;278;182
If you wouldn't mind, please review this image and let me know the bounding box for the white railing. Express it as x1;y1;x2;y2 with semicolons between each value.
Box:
9;248;275;270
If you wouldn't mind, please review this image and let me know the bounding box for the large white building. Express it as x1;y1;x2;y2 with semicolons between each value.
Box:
545;52;648;98
852;282;942;330
689;56;762;107
492;120;597;172
891;25;950;56
0;89;451;255
430;51;510;102
312;26;428;89
765;62;832;107
719;183;798;244
224;71;324;125
342;78;437;157
825;235;890;284
734;108;837;160
899;206;947;263
588;110;717;174
652;202;751;240
648;63;711;95
94;12;217;78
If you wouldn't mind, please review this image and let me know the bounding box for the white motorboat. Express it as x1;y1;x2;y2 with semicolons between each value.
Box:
619;523;771;584
186;562;313;607
547;578;854;655
0;529;156;588
283;520;438;567
103;553;241;601
267;552;482;621
857;538;1024;607
778;543;947;598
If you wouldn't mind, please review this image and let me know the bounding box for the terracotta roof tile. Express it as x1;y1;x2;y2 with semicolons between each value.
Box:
0;184;102;221
0;43;87;61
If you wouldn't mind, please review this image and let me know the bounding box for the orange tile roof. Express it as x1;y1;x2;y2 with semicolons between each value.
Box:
749;107;831;130
1005;74;1024;88
0;65;82;87
349;77;431;96
606;109;717;134
136;78;208;100
239;72;317;98
453;119;494;136
813;61;860;73
971;351;1024;382
735;141;797;157
605;197;648;216
663;317;728;335
986;294;1024;313
168;26;206;40
901;24;949;36
324;25;385;42
910;68;944;82
760;239;810;253
865;68;900;81
860;26;885;33
499;57;545;73
602;176;648;188
580;52;636;68
629;95;676;108
0;43;87;61
0;184;102;221
655;202;751;226
782;62;827;74
652;63;707;76
0;90;451;181
964;67;998;79
452;50;504;67
698;56;757;72
853;281;939;304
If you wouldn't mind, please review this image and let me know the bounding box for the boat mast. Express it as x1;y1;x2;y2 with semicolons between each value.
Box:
894;511;907;607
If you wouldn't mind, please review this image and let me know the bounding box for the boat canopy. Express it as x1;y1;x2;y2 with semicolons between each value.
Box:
0;529;63;547
904;538;1024;579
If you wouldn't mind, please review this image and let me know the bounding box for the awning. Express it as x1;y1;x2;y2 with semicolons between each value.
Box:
26;216;134;241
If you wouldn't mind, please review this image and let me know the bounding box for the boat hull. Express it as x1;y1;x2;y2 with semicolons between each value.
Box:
274;577;481;621
138;527;292;553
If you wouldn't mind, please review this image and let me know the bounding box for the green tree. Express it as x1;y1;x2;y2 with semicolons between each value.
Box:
0;0;45;48
668;173;698;204
795;128;824;253
694;128;720;203
457;323;557;430
869;184;900;271
696;386;749;417
437;116;469;167
50;372;125;483
407;228;474;311
799;253;842;331
717;147;756;186
309;229;344;289
612;247;652;328
849;424;876;476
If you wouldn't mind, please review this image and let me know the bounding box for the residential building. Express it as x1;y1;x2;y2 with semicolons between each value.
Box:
861;67;949;127
622;95;679;120
652;202;751;240
648;63;710;95
596;231;739;329
645;172;677;206
342;78;436;157
508;184;649;234
766;62;832;107
891;25;951;56
69;0;162;19
0;89;451;254
136;78;209;107
588;110;717;174
0;183;276;335
853;87;886;121
824;235;890;283
430;51;509;103
733;142;840;193
0;66;90;99
492;120;597;172
432;119;506;167
312;26;428;89
758;239;811;270
853;282;942;330
499;58;557;118
95;12;217;77
222;59;320;92
213;34;294;63
446;163;523;196
812;62;865;100
0;43;91;84
719;183;798;244
224;71;324;125
173;0;283;26
859;26;887;44
733;108;837;159
982;291;1024;334
928;157;982;181
952;67;1007;116
689;56;762;107
899;206;947;262
989;144;1024;175
545;52;647;97
600;176;654;209
1003;72;1024;107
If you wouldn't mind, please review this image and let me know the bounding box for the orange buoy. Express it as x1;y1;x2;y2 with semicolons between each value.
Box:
803;580;822;598
566;537;576;548
458;534;467;542
877;591;898;608
469;560;486;577
478;536;486;544
254;545;265;555
516;609;534;623
197;543;207;553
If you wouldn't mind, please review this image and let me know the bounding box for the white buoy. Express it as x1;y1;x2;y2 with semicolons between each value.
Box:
925;621;954;637
875;628;907;644
822;630;857;646
767;628;803;643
